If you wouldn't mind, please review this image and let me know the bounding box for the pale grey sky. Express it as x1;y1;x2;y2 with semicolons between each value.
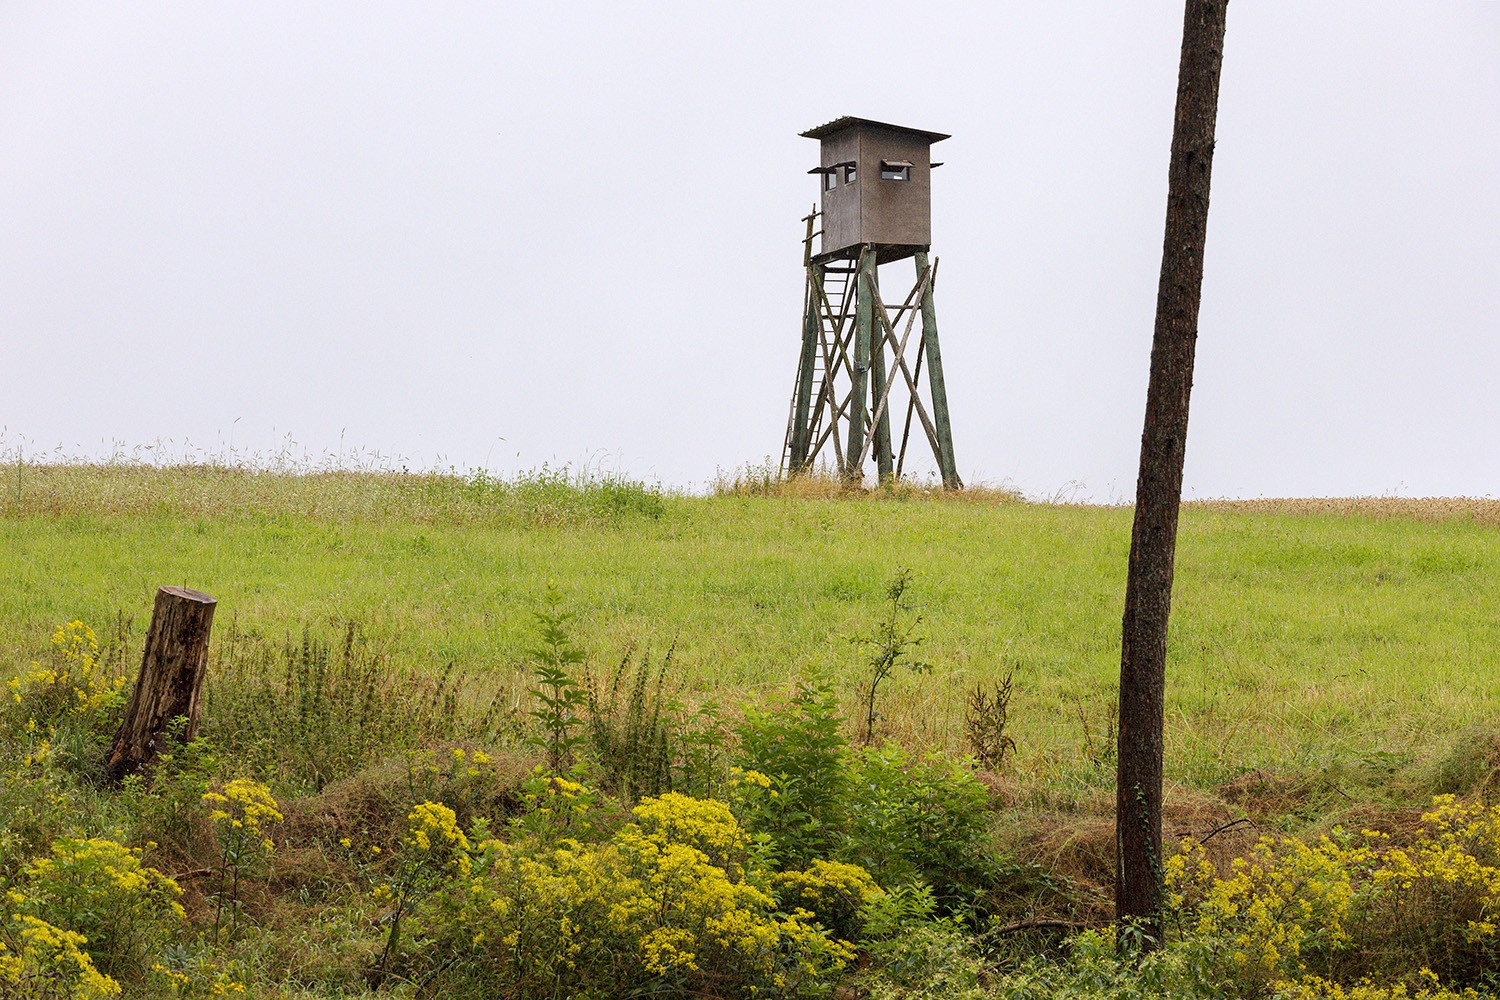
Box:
2;2;1497;499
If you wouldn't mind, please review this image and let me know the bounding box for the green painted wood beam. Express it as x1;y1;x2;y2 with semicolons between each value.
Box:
844;247;875;482
916;252;961;489
790;266;822;469
867;264;894;483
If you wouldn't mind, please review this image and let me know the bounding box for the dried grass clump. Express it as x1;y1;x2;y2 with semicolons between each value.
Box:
713;462;1022;505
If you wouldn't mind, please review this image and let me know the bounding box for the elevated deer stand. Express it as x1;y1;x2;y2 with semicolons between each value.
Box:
781;117;961;488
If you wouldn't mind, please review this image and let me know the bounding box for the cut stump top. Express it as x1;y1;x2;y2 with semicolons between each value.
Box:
158;586;216;605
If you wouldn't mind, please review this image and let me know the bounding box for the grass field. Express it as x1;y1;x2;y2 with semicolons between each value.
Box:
7;463;1500;997
6;463;1499;803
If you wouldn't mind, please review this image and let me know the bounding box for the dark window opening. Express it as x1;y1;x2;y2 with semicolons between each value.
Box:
824;170;838;191
880;160;912;182
844;163;857;184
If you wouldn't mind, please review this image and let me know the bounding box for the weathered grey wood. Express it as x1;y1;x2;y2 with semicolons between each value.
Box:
895;336;927;479
1117;0;1229;945
813;278;858;383
858;265;932;471
843;247;876;481
808;385;858;465
813;323;847;468
106;586;217;781
915;253;960;489
869;281;943;460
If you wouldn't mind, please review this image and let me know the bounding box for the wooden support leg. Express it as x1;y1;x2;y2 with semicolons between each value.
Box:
844;247;875;482
867;265;894;483
916;252;961;489
790;266;822;469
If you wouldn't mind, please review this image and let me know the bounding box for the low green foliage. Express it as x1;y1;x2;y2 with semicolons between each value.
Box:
7;465;1500;789
735;679;849;868
843;745;995;910
207;623;495;793
524;587;589;773
853;568;931;745
582;646;674;800
855;885;988;1000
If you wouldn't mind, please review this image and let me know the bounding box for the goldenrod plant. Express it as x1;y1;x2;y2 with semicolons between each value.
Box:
200;780;281;942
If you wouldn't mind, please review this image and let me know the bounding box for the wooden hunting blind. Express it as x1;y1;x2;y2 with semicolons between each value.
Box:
803;117;948;264
782;116;961;487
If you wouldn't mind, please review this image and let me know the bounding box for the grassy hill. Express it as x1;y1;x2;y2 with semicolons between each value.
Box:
6;464;1500;997
6;464;1498;800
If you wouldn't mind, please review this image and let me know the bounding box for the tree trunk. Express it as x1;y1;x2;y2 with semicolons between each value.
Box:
1116;0;1229;943
106;586;217;781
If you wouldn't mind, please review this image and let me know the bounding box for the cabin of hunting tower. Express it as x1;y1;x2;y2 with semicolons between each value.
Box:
803;116;949;264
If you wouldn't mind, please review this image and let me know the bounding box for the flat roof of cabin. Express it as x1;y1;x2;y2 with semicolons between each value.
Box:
799;116;950;144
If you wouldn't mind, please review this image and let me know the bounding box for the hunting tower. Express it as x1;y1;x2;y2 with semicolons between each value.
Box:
782;116;960;487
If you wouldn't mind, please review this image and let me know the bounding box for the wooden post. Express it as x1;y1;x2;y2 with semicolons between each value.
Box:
867;264;895;482
844;247;875;482
790;265;822;470
106;586;217;781
916;253;960;489
1117;0;1229;945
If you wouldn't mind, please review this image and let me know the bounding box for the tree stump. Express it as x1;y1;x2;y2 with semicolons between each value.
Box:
105;586;217;781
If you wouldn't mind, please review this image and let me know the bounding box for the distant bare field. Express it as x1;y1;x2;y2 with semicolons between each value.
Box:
1186;496;1500;524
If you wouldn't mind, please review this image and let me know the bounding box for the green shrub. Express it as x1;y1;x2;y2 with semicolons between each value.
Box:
992;928;1227;999
733;680;848;867
408;787;858;998
465;465;665;525
15;836;184;983
583;647;673;800
524;588;588;773
852;568;930;745
122;720;217;863
843;745;995;907
853;884;986;1000
206;622;489;791
0;749;73;882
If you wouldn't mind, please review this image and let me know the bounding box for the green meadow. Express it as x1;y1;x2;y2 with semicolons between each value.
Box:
6;464;1498;798
6;464;1500;997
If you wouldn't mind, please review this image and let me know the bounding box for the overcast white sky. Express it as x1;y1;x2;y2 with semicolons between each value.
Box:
2;2;1497;499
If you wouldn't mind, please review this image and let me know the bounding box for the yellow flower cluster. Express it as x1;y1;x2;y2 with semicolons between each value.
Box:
1276;972;1488;999
7;620;125;721
0;912;121;997
447;746;494;776
25;837;185;920
3;836;184;996
631;792;748;875
1166;795;1500;992
408;801;470;853
1167;832;1361;974
1372;796;1500;940
772;859;882;938
202;779;283;851
425;785;866;994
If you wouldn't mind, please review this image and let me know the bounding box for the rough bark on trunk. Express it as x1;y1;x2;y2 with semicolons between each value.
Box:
1116;0;1229;942
106;586;217;781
